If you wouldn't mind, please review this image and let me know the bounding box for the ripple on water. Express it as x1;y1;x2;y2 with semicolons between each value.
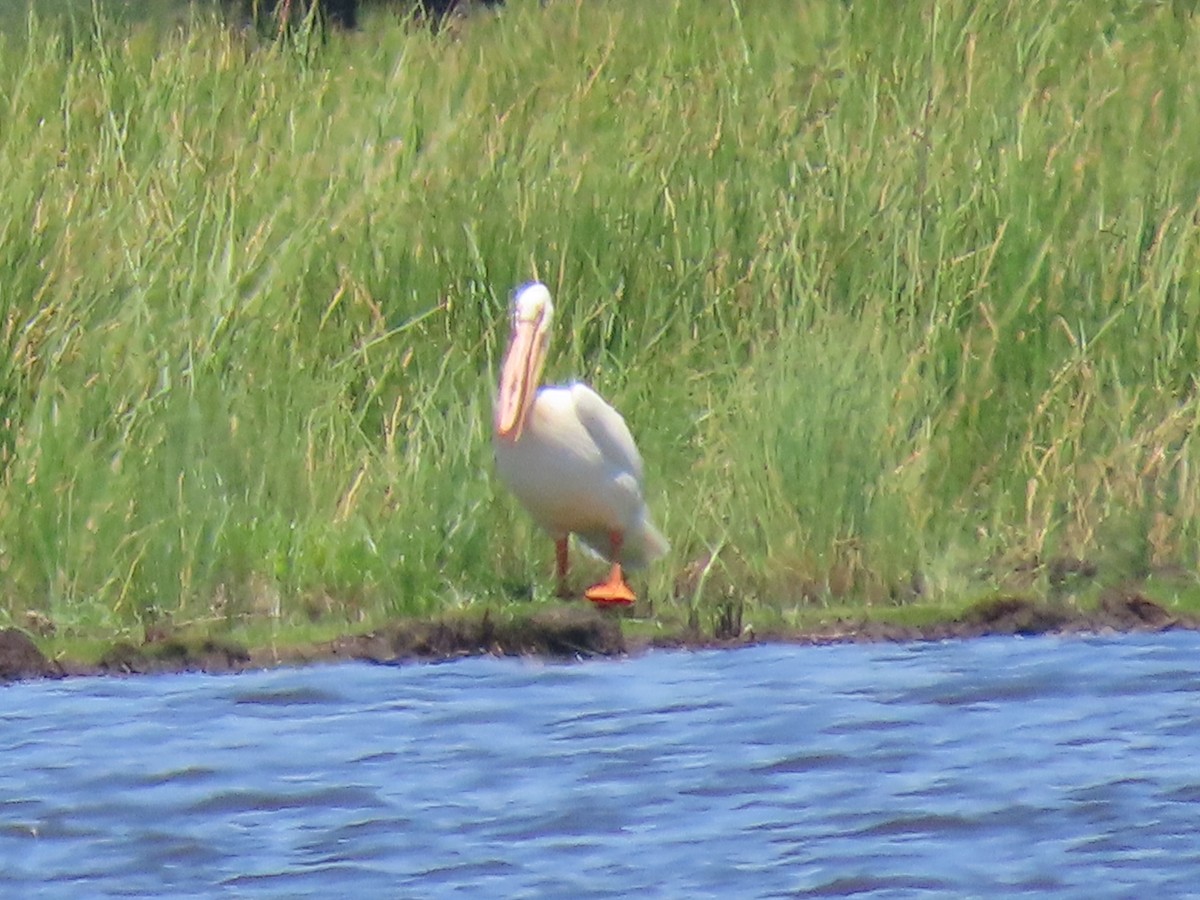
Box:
233;686;345;706
186;785;386;815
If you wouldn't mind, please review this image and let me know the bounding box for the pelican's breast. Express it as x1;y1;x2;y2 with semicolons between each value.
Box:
493;385;643;537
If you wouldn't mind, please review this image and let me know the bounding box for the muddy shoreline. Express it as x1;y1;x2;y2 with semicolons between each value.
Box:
2;590;1195;684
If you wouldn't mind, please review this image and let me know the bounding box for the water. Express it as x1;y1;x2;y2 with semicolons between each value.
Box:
3;633;1200;897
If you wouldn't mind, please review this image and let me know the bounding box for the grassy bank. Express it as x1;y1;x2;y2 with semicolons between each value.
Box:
2;0;1200;653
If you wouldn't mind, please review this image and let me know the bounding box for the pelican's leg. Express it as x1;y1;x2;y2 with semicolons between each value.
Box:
554;537;573;599
584;532;637;606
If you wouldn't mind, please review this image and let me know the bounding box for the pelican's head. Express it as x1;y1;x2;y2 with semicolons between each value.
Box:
495;281;554;442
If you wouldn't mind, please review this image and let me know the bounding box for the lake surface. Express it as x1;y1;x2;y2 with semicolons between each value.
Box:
2;633;1199;897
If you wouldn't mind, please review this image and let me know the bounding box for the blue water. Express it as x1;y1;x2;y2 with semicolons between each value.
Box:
3;633;1200;897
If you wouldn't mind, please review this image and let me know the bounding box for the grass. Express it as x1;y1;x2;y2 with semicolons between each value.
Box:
3;0;1200;651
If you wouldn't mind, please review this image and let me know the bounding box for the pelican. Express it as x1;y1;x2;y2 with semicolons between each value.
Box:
493;282;669;605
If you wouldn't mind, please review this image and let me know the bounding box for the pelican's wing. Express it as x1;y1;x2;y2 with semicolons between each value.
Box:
568;382;644;483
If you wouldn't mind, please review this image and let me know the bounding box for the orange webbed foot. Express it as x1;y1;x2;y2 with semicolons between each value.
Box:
585;564;637;607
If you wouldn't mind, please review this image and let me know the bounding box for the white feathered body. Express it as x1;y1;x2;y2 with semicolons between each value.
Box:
493;382;669;568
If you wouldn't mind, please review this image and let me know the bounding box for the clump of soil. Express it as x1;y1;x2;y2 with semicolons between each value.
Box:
957;596;1075;636
95;636;253;676
0;628;63;681
956;590;1188;637
321;605;625;665
1095;587;1183;630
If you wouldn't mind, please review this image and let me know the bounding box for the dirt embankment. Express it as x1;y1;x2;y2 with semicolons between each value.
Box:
1;589;1194;685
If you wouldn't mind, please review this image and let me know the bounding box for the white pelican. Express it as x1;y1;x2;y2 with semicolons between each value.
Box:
493;282;669;605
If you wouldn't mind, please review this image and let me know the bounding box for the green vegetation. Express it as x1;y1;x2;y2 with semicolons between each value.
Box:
2;0;1200;652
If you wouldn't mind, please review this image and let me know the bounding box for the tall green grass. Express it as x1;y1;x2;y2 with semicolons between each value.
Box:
1;0;1199;640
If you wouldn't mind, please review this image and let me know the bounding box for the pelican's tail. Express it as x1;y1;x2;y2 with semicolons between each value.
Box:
578;515;670;570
